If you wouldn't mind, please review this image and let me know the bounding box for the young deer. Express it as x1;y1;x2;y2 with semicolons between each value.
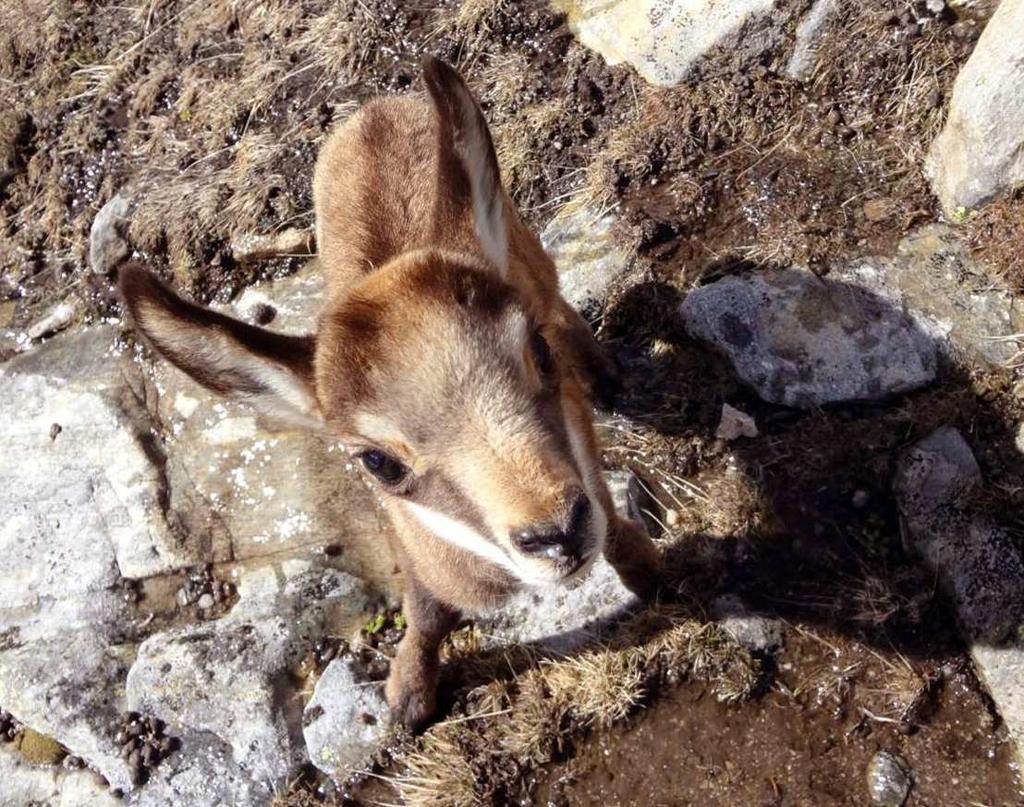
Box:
119;57;661;730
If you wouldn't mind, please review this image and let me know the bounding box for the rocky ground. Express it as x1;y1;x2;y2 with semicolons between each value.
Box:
2;0;1024;806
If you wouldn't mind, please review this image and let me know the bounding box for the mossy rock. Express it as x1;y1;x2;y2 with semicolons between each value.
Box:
15;728;66;765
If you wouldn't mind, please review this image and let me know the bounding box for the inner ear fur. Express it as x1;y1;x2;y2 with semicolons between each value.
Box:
422;55;508;275
118;263;322;426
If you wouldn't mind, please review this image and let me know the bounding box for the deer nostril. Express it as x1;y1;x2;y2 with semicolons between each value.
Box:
511;524;561;556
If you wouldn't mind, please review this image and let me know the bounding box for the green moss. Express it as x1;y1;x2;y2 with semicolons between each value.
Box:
15;728;66;765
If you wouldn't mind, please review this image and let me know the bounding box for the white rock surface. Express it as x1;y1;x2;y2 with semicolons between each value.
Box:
926;0;1024;215
303;657;387;781
484;556;638;653
90;193;131;275
554;0;777;86
784;0;838;82
0;748;120;807
126;561;377;787
0;328;199;594
542;204;628;313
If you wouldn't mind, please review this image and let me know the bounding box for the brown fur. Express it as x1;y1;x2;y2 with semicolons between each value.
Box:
119;57;660;731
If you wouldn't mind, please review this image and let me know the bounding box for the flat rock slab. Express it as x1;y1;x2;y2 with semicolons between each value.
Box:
894;427;1024;759
553;0;778;86
681;267;937;408
926;0;1024;215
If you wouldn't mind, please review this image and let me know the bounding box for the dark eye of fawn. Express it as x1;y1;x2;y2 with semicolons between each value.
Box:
531;330;555;378
358;450;407;485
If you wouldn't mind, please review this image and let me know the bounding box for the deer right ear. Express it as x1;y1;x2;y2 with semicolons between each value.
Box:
423;55;508;276
118;264;323;429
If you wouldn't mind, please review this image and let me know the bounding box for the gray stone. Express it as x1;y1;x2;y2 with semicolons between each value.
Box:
25;301;76;341
971;640;1024;758
483;556;638;654
784;0;838;82
130;730;266;807
926;0;1024;215
711;594;784;653
90;193;131;275
715;403;758;441
554;0;778;86
542;204;627;313
894;427;1024;644
0;747;119;807
125;560;376;786
0;631;134;792
680;267;937;408
231;228;313;264
841;226;1024;367
867;750;912;807
303;657;387;781
0;328;202;598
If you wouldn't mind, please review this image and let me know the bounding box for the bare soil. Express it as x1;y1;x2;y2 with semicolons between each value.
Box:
3;0;1023;805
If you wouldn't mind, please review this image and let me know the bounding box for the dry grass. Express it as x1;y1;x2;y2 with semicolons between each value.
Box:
385;604;759;806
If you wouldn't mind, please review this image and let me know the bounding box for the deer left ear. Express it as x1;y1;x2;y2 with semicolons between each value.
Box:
423;55;508;275
118;263;324;430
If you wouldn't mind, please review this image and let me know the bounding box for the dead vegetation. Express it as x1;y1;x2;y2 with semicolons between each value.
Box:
381;606;759;807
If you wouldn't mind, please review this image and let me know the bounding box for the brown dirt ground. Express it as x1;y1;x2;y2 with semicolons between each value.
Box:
3;0;1024;805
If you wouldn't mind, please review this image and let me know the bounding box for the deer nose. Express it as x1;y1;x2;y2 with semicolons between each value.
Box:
510;491;591;559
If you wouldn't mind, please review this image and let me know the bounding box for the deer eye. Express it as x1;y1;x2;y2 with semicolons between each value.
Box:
531;330;555;378
358;450;407;485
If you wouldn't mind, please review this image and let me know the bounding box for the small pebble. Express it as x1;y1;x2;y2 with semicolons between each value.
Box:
49;423;62;440
197;593;215;610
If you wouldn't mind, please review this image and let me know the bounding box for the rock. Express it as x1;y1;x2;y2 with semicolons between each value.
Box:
896;427;1024;759
125;560;377;787
303;657;387;781
862;198;892;223
542;204;628;314
784;0;839;82
924;0;945;14
925;0;1024;215
15;727;66;765
131;730;264;807
25;301;76;341
971;640;1024;761
867;750;912;807
681;267;937;408
230;228;313;263
150;265;400;595
894;426;1024;644
841;226;1024;367
715;403;758;441
0;327;207;589
483;556;638;654
711;594;784;653
90;193;131;275
0;747;120;807
0;631;135;792
554;0;779;87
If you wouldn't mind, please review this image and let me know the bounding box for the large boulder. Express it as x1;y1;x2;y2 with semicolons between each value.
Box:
680;227;1023;407
680;267;937;408
926;0;1024;215
553;0;780;86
